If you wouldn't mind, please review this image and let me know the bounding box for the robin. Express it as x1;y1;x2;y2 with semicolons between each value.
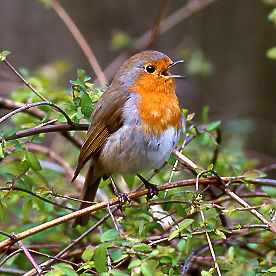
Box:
72;50;184;226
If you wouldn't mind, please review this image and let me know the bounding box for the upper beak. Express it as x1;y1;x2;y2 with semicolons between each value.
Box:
167;60;186;79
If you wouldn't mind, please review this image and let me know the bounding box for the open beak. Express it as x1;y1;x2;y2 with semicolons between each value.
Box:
167;60;186;79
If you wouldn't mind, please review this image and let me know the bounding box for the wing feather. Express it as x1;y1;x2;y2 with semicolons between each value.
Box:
72;87;129;181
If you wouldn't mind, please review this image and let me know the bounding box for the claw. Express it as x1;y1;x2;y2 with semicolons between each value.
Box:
145;182;159;201
136;174;159;201
117;192;131;215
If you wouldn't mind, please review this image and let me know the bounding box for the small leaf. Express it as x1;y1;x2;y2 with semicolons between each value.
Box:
187;113;195;121
111;249;125;262
18;160;31;174
242;170;261;178
128;259;142;269
201;105;209;123
82;245;94;262
0;144;4;158
81;93;93;119
168;229;180;241
0;200;5;221
261;186;276;196
268;266;276;272
132;243;152;252
179;219;194;230
268;8;276;23
94;244;107;273
52;263;78;276
266;47;276;59
100;229;120;242
207;164;214;170
26;152;41;171
215;229;226;239
207;120;221;131
0;50;11;61
141;261;155;276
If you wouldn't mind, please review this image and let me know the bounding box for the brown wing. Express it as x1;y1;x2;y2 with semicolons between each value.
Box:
72;87;129;181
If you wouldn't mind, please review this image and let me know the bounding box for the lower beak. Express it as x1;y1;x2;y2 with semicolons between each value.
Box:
168;60;186;79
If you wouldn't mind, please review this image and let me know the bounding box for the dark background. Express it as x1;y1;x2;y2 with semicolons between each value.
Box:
1;0;276;171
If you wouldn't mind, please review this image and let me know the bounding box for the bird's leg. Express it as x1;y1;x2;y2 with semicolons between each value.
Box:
109;176;130;208
137;173;159;201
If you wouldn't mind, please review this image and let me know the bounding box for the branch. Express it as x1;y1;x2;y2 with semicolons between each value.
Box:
0;187;76;212
16;239;42;275
3;60;47;101
0;101;74;125
0;96;83;148
0;176;274;250
3;123;88;142
101;0;217;82
52;0;107;86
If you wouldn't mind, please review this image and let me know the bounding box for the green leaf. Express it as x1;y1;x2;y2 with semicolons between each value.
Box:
242;170;261;178
187;113;195;121
23;199;33;216
261;186;276;196
107;269;129;276
141;261;155;276
51;263;78;276
18;160;31;174
128;259;142;269
0;144;4;158
132;243;152;252
0;50;11;61
268;266;276;272
0;200;5;221
26;152;41;171
201;105;209;123
266;47;276;59
207;164;214;170
82;245;94;262
215;229;226;239
179;219;194;230
100;229;120;242
268;8;276;23
81;93;93;119
168;229;180;241
94;244;107;273
207;120;221;131
111;249;125;262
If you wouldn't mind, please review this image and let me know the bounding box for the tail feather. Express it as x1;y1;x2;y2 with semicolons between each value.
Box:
73;164;101;227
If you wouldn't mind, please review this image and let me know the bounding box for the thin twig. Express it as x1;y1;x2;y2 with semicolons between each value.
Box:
16;238;42;275
3;122;87;144
52;0;107;86
100;0;217;82
0;96;83;148
148;0;172;49
0;101;73;125
195;171;221;275
0;187;76;212
199;210;222;276
3;60;48;101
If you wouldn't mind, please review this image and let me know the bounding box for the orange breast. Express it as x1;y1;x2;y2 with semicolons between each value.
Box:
130;73;181;136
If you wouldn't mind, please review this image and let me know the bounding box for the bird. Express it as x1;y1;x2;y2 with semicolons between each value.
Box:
72;50;184;226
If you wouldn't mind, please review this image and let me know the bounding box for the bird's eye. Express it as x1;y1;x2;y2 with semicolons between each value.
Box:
145;65;156;74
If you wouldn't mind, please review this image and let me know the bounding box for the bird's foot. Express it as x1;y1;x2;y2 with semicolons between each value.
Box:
137;174;159;201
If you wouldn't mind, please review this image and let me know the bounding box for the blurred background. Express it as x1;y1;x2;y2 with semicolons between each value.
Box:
1;0;276;174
